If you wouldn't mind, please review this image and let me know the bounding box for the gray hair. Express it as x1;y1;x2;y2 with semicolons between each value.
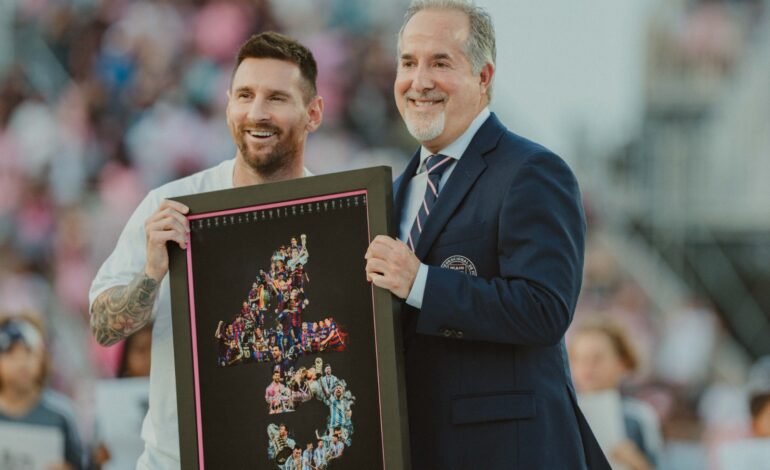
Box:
398;0;496;98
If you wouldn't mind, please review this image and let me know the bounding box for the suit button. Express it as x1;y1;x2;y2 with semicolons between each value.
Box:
455;330;464;339
441;328;452;338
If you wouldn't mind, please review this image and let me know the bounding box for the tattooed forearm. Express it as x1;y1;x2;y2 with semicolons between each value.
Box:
90;272;159;346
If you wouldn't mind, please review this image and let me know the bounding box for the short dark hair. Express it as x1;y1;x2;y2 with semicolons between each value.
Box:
233;32;318;102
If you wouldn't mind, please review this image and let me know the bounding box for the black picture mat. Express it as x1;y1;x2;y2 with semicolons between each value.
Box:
168;167;410;470
193;198;378;467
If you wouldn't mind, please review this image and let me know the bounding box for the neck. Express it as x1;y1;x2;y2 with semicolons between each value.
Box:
232;153;305;187
0;387;41;417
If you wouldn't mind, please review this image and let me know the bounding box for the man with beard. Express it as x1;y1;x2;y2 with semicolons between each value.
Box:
301;442;314;470
299;322;313;354
327;434;344;461
322;384;354;445
267;423;296;465
89;32;323;469
266;370;288;415
282;446;303;470
271;345;294;379
365;1;609;468
248;283;260;311
319;364;338;399
312;439;327;469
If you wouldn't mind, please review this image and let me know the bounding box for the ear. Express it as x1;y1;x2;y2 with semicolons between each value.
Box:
305;95;324;133
479;62;495;96
225;89;232;121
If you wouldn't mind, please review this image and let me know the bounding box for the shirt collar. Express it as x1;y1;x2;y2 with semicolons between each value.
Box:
228;159;313;187
418;107;491;172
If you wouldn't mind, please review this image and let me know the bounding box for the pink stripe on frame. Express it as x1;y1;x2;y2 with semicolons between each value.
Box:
185;241;206;469
188;190;368;220
416;213;422;232
422;199;429;215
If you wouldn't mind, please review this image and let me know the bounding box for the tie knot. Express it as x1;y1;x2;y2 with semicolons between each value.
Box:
424;154;454;178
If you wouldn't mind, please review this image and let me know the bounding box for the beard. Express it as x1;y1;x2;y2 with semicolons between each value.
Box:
401;91;447;142
404;110;445;142
234;121;302;177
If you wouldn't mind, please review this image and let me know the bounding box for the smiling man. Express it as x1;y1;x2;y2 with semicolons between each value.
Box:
89;32;323;469
365;1;610;468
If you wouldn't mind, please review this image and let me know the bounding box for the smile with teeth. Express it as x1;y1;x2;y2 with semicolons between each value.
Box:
409;98;444;108
246;130;277;139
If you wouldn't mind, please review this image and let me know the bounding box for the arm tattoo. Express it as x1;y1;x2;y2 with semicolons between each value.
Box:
90;273;159;346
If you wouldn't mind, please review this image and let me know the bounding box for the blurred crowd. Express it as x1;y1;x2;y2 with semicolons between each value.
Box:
1;0;769;469
1;0;411;467
574;234;770;469
0;0;410;394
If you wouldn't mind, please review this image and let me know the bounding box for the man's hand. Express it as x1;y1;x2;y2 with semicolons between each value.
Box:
364;235;420;299
91;199;187;346
144;199;190;281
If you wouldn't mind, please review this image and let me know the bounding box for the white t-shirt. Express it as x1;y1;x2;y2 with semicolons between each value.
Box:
90;159;311;469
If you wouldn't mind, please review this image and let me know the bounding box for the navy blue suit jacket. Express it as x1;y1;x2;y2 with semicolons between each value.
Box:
394;113;610;469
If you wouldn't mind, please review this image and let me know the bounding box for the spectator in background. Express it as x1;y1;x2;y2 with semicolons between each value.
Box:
716;356;770;469
0;314;84;470
747;356;770;438
569;319;662;470
116;323;152;379
90;324;152;469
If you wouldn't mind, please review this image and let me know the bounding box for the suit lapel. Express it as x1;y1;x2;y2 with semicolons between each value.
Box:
414;113;505;259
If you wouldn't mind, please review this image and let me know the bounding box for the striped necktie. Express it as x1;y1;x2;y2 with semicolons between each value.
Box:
407;153;454;252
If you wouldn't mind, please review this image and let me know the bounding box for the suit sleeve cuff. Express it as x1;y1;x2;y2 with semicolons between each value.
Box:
405;263;429;309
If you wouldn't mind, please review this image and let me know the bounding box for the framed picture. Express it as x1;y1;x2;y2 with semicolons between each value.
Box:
168;166;409;469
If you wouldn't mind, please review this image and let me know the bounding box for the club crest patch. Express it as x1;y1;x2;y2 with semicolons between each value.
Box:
440;255;477;276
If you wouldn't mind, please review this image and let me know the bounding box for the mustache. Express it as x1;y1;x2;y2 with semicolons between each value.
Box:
404;91;447;101
239;122;281;134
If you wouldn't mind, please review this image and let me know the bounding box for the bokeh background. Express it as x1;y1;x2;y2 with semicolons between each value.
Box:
1;0;768;468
